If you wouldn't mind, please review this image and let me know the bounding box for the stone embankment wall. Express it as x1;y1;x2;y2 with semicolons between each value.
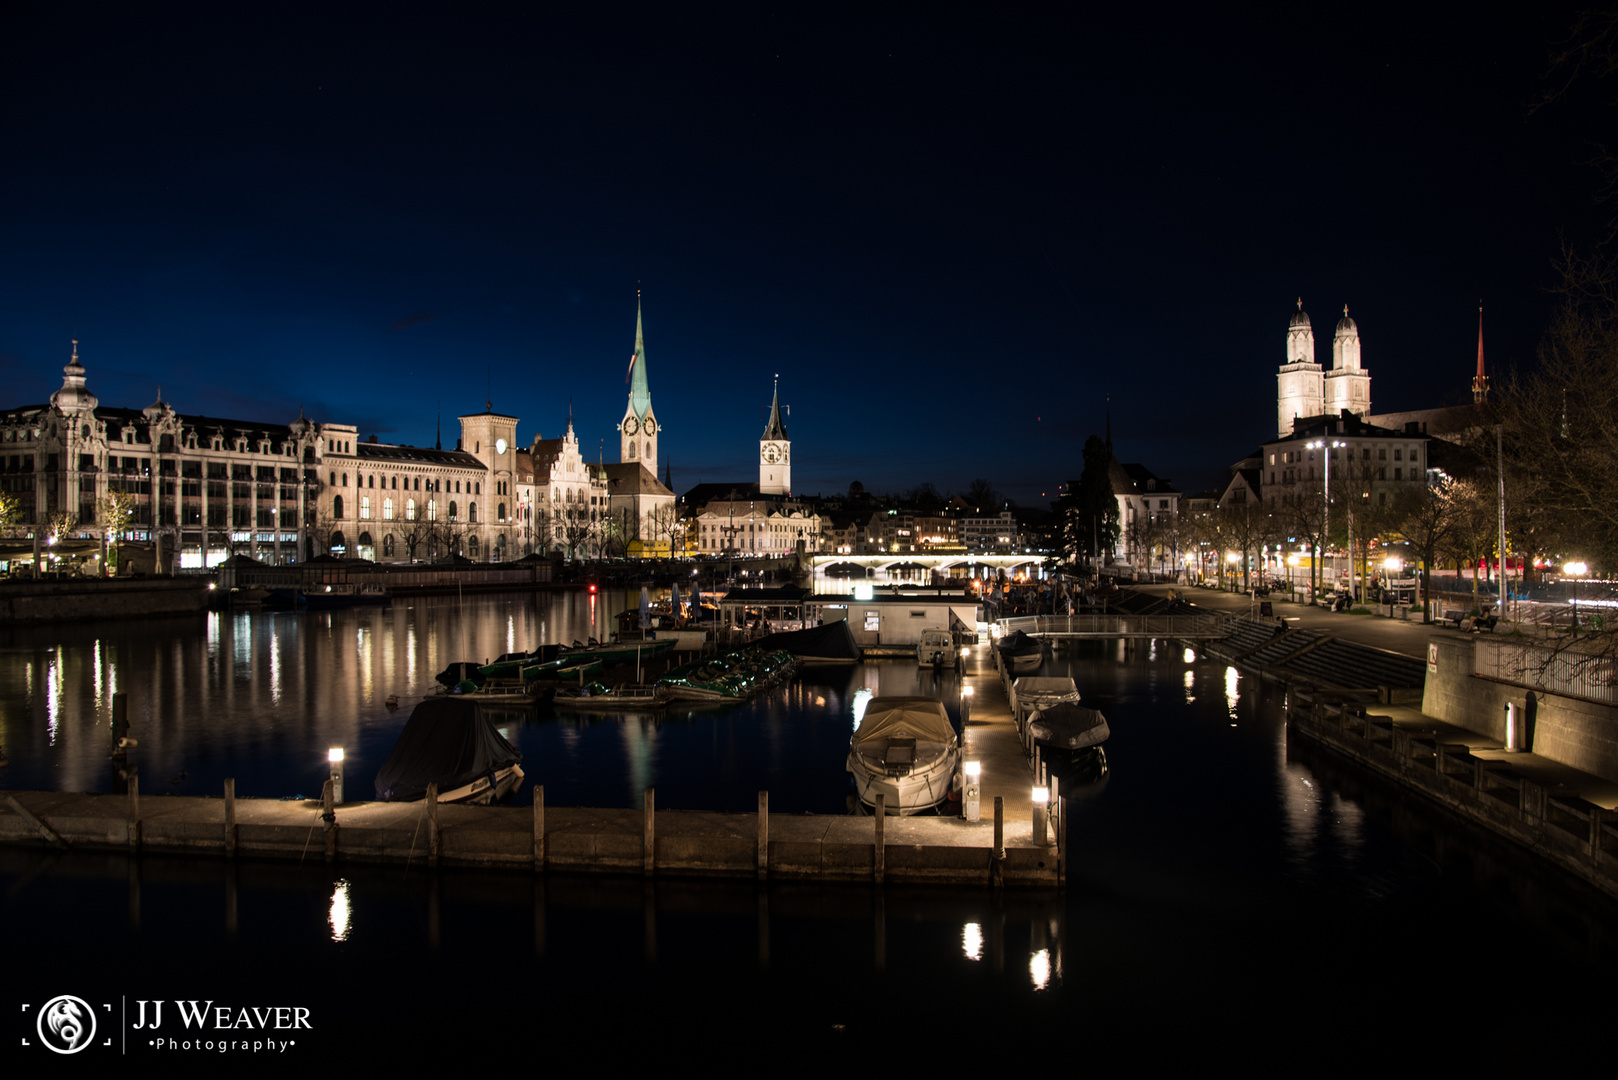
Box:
1422;636;1618;783
0;579;210;624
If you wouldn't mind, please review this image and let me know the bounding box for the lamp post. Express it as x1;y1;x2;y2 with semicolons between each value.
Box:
1564;561;1588;628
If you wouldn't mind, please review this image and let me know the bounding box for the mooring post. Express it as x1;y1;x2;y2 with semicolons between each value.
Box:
322;779;337;863
111;691;129;756
991;795;1005;888
223;778;236;858
643;786;656;876
757;790;769;881
1057;794;1067;884
426;782;440;868
533;785;545;873
128;775;141;852
874;794;885;884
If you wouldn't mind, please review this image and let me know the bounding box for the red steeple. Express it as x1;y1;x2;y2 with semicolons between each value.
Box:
1471;302;1489;405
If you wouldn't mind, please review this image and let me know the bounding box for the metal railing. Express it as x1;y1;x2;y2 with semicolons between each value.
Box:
1473;640;1616;705
997;613;1230;639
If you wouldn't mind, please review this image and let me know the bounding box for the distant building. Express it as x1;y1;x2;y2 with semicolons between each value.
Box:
1278;300;1372;438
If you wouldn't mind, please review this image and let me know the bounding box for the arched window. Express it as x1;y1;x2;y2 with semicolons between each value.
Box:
469;535;479;559
330;472;336;487
383;534;395;557
333;495;344;519
406;498;416;521
449;501;458;521
383;497;394;521
469;502;477;523
498;502;506;522
428;499;437;521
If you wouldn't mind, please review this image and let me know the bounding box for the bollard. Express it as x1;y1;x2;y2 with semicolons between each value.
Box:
111;692;129;757
533;785;545;873
991;796;1005;888
426;782;440;868
643;786;656;876
322;779;338;863
874;794;885;884
128;775;141;851
1032;785;1049;846
757;791;769;881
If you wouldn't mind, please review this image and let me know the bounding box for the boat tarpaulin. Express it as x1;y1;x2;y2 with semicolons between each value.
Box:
852;697;956;746
374;697;523;801
1011;676;1081;711
753;620;861;662
1028;703;1110;750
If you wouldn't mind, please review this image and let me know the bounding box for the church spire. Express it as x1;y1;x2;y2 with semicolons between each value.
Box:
627;291;651;419
1472;301;1489;405
762;376;788;440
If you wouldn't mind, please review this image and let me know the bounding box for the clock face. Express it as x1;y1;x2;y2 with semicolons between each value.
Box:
762;444;780;464
622;417;639;436
644;418;656;435
495;438;507;456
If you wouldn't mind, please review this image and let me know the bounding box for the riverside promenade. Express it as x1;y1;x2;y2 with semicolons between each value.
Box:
1139;582;1618;899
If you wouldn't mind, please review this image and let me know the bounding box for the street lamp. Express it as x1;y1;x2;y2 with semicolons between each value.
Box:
1564;561;1588;627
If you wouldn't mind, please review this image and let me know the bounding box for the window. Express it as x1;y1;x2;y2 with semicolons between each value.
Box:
360;496;371;520
449;501;458;521
333;495;344;519
428;500;437;521
406;498;416;521
384;497;394;521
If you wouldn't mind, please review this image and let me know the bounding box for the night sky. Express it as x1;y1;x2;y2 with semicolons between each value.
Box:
1;4;1607;505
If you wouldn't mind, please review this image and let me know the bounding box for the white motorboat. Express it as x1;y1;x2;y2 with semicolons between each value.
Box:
846;696;960;815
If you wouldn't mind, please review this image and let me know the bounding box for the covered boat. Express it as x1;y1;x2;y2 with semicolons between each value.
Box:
752;620;862;663
1027;702;1110;750
846;696;960;815
374;697;525;804
995;630;1045;672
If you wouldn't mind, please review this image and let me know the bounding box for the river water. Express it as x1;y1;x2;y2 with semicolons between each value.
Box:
2;590;1615;1066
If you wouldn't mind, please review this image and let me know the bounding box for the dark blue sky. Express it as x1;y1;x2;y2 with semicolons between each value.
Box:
1;4;1606;504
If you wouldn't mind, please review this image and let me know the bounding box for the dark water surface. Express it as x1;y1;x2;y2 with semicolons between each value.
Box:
3;593;1616;1066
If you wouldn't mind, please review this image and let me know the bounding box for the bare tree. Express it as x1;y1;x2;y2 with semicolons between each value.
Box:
1386;480;1460;623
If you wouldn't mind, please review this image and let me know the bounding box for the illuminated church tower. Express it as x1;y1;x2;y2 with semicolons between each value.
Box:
1276;299;1323;437
1323;304;1371;419
617;295;659;476
759;378;790;496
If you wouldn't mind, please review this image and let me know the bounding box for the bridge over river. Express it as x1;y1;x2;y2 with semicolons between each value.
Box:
810;552;1044;577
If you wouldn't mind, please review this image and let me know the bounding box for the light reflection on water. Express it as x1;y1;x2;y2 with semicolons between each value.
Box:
4;601;1618;1065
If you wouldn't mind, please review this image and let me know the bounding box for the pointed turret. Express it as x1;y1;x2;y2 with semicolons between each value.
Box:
1472;302;1489;405
619;292;659;475
762;377;788;440
628;296;650;420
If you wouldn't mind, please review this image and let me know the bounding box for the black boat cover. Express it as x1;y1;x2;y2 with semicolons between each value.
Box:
752;620;862;661
374;697;523;801
996;630;1044;657
1027;703;1111;750
434;661;485;690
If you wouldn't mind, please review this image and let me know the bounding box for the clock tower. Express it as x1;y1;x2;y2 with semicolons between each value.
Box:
759;377;790;496
618;295;659;476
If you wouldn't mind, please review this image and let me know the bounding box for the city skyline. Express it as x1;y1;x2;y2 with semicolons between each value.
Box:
2;5;1606;504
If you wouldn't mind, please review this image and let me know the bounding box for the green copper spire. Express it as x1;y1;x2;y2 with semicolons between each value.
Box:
628;294;651;420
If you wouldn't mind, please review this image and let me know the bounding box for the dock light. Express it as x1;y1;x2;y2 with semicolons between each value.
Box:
1032;786;1050;846
329;747;345;804
963;761;982;822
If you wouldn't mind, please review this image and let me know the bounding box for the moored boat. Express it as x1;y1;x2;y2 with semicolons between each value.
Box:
846;696;960;815
552;683;671;711
374;697;525;804
995;629;1045;672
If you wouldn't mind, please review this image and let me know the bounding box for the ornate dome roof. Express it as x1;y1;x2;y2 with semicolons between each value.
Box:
49;340;99;413
1289;299;1311;329
1335;304;1358;337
